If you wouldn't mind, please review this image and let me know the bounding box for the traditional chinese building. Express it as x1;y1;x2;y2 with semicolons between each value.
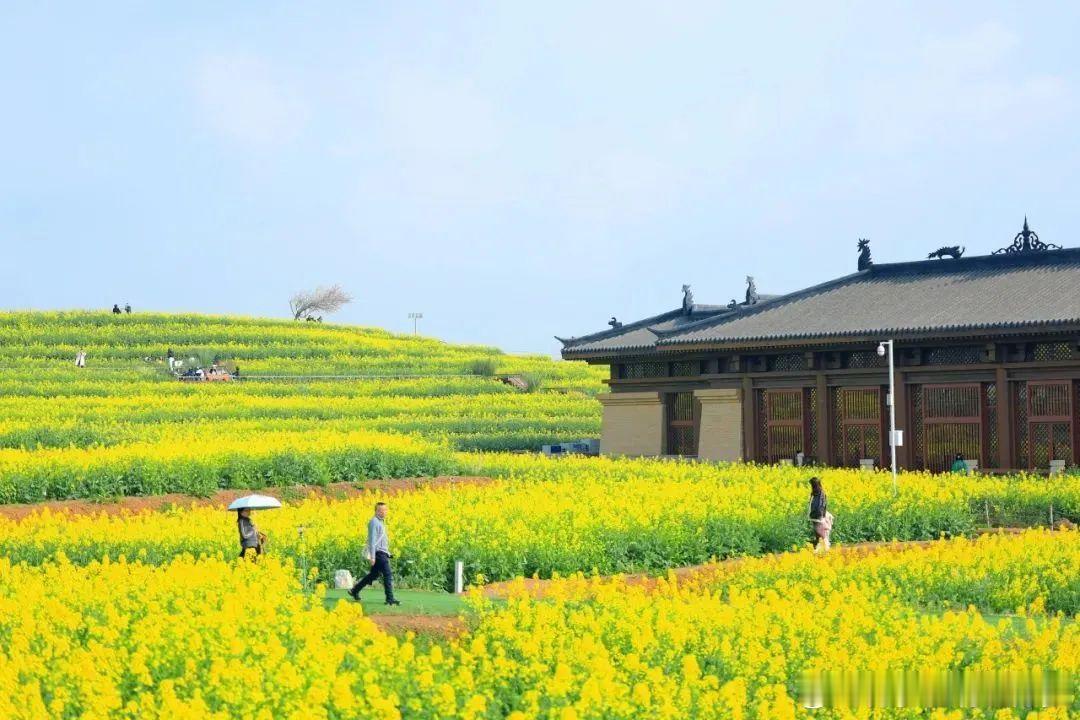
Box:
559;221;1080;472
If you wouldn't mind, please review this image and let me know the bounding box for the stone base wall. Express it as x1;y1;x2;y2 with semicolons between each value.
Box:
695;388;744;462
597;392;663;457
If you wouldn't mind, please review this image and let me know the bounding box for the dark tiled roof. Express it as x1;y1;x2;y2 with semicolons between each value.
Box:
556;306;732;354
561;249;1080;356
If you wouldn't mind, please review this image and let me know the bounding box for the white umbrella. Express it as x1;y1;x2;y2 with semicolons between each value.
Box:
227;494;282;511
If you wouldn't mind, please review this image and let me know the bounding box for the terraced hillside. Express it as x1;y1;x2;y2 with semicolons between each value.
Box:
0;311;604;501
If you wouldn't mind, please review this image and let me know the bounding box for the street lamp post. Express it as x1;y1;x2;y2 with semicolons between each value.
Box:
408;312;423;336
877;340;898;495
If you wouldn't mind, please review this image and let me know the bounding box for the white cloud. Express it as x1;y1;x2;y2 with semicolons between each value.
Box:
194;52;307;146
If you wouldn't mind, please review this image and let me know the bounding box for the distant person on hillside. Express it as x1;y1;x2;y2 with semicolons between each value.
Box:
167;348;175;371
237;508;265;559
808;476;833;553
950;453;970;475
74;350;86;368
349;501;401;605
124;303;131;314
112;304;121;315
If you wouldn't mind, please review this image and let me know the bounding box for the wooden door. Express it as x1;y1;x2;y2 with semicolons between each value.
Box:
1027;381;1074;468
833;387;884;467
922;384;982;472
666;392;697;456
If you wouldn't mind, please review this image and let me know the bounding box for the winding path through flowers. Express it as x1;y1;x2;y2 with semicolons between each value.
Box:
370;534;1032;636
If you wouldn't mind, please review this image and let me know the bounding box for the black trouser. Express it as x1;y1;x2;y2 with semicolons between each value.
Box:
351;551;395;601
239;545;261;559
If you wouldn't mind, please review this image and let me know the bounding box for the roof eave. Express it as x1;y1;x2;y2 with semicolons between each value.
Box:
655;320;1080;351
557;308;685;350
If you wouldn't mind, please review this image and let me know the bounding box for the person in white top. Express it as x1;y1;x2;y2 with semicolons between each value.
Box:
348;502;400;605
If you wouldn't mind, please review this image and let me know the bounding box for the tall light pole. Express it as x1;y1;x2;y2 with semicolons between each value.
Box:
408;312;423;335
877;340;898;495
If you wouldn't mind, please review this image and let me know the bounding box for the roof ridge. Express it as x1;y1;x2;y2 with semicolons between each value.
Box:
557;308;684;348
867;246;1080;275
653;269;869;345
560;302;736;348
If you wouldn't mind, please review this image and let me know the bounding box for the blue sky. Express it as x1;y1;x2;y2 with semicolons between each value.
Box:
2;3;1078;353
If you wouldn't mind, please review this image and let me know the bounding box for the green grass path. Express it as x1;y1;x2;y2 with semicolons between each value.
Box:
323;588;469;616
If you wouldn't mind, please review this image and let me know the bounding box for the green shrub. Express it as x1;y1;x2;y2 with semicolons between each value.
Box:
521;372;548;393
466;358;498;377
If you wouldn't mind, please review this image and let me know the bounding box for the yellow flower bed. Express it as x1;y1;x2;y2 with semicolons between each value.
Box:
0;428;458;502
2;457;1077;591
0;555;429;720
464;530;1080;717
0;311;605;501
0;532;1075;718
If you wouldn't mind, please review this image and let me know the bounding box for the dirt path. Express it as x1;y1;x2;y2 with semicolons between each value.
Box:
369;614;467;637
0;476;494;521
370;531;1038;638
369;539;948;638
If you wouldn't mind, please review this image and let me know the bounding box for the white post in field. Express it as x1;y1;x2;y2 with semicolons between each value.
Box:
454;560;464;595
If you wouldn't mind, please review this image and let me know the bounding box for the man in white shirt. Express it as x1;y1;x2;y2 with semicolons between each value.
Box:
348;502;400;605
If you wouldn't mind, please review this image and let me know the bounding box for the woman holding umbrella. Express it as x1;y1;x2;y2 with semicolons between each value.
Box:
237;508;265;559
229;494;280;560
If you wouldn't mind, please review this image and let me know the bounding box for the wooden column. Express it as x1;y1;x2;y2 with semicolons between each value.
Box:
742;376;756;460
892;370;909;469
996;367;1012;470
816;373;829;464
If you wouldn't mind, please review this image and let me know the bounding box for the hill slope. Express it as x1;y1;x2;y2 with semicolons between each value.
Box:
0;311;604;502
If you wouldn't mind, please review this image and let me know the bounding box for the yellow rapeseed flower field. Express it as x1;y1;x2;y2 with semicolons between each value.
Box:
0;532;1075;718
2;457;1078;587
0;311;605;501
2;311;1078;716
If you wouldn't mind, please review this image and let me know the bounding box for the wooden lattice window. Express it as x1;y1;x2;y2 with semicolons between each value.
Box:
755;390;768;460
621;362;667;379
769;354;805;372
759;389;806;463
670;360;699;377
846;351;887;369
832;387;883;467
921;384;982;472
910;384;924;468
985;383;999;469
924;346;983;365
1015;383;1029;468
806;386;819;462
1031;342;1073;362
666;392;697;456
1027;381;1074;468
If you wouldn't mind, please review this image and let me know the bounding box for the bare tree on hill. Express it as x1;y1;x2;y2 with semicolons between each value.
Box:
289;285;352;321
